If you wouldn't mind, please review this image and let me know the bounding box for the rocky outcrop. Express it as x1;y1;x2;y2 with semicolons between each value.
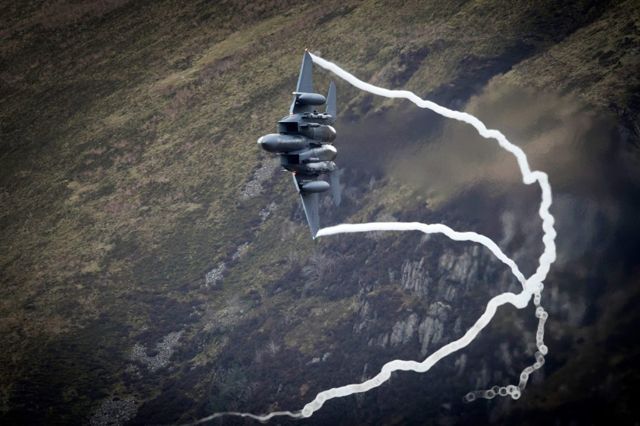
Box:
130;331;183;372
418;313;445;356
204;242;252;287
390;313;419;346
357;238;520;359
400;258;429;297
205;262;226;287
90;397;137;426
239;159;278;200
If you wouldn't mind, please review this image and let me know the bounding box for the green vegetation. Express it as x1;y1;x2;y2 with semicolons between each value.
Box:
1;0;638;424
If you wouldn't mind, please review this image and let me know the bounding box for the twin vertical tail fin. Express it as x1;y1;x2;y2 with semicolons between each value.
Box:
327;80;339;203
330;167;342;206
325;81;336;122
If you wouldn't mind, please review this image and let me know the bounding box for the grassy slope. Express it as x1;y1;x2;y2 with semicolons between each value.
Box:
1;0;638;423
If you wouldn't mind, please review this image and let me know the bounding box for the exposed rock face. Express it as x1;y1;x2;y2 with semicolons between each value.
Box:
390;312;419;346
205;242;251;287
445;247;480;287
205;263;226;287
400;258;429;297
418;308;447;356
89;397;137;426
239;159;278;200
130;331;183;372
357;240;502;358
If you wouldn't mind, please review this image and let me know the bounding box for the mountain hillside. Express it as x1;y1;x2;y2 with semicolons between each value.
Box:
1;1;639;424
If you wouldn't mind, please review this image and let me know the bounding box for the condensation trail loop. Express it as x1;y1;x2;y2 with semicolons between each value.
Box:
188;53;557;424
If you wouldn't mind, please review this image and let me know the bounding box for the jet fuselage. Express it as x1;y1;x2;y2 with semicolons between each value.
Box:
256;50;339;237
258;111;337;177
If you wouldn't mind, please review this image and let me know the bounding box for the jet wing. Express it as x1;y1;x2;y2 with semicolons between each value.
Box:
296;51;313;93
292;174;320;238
325;81;336;121
329;167;342;206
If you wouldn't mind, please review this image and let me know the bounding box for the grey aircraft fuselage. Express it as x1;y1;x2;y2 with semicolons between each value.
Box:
257;51;340;237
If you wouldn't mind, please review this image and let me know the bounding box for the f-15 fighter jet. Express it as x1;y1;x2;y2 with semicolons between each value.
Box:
258;51;340;238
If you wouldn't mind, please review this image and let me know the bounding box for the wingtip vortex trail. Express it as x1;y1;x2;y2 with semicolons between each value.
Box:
193;52;557;422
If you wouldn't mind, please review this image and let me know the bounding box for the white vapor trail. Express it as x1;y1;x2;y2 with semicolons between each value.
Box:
191;53;557;423
317;222;527;290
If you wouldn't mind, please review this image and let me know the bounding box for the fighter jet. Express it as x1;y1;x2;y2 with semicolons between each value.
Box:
257;51;340;238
